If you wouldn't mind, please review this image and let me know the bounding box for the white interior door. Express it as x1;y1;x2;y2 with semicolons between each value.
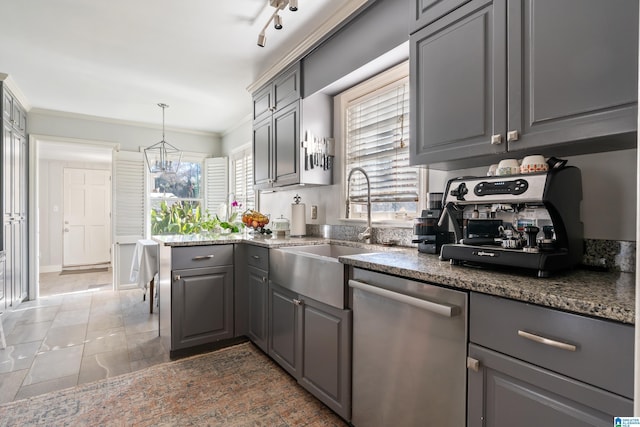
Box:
63;168;111;267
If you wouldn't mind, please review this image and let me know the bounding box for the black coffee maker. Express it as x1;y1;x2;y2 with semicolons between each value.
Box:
412;193;451;254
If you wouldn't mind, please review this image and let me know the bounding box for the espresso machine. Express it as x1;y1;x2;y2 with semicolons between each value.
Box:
438;166;583;277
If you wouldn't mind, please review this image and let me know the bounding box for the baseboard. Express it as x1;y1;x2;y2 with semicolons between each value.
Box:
40;265;62;273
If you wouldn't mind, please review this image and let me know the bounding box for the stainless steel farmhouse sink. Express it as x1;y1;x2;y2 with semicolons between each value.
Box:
269;244;380;308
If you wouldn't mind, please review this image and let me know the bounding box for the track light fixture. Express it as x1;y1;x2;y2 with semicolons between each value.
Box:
257;0;299;47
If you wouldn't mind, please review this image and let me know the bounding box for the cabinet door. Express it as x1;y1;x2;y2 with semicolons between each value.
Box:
411;0;470;33
410;0;506;166
253;116;272;188
247;265;268;352
273;64;301;110
272;101;300;187
2;89;12;123
3;121;12;216
467;344;633;427
252;84;272;124
268;282;301;378
507;0;638;153
300;297;352;420
171;265;234;350
0;256;5;310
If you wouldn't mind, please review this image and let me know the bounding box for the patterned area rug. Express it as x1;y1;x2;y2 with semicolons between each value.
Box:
0;342;347;426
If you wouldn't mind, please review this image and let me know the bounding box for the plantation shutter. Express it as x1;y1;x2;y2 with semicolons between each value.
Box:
345;78;418;210
114;151;145;239
231;148;255;212
204;157;228;218
113;150;145;289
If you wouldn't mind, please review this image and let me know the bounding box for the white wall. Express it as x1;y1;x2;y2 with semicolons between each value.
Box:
28;109;222;156
39;159;111;271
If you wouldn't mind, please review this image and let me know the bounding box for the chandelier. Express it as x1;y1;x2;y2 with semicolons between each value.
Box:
144;103;182;174
257;0;299;47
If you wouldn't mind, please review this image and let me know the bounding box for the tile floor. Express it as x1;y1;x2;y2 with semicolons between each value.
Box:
0;269;165;403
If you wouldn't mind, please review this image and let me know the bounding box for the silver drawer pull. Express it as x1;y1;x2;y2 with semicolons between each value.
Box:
192;255;215;261
252;255;260;260
517;330;577;352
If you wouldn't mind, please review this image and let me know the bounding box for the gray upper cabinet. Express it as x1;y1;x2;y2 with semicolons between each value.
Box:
252;63;302;190
410;0;470;34
410;0;502;167
410;0;639;169
252;63;301;124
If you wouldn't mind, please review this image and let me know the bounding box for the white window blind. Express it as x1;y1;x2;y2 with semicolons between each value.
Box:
231;148;255;212
204;157;228;217
114;151;145;239
345;77;419;216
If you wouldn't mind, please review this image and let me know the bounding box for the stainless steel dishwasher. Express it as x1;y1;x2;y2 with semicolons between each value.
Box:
349;268;468;427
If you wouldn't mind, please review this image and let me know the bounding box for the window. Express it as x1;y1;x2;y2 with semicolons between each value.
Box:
149;157;204;235
230;146;255;213
337;62;422;222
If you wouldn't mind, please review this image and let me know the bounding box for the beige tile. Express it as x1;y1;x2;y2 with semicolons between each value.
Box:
23;345;83;386
0;341;41;374
87;313;124;332
78;349;131;384
0;369;28;404
15;306;60;326
84;328;127;357
51;308;90;328
6;321;52;346
40;324;87;352
14;374;78;400
126;330;165;361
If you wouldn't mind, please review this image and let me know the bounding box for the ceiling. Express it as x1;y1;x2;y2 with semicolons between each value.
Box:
0;0;352;135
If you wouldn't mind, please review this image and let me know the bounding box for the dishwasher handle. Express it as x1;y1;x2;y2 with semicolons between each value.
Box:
349;279;460;318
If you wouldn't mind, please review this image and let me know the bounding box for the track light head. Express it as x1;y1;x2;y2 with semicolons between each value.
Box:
289;0;298;11
274;14;282;30
257;33;266;47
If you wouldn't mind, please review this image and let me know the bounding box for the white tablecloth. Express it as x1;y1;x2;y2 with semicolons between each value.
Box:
130;239;159;295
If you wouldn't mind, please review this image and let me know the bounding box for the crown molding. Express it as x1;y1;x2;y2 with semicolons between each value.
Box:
0;73;32;111
246;0;370;94
29;107;222;138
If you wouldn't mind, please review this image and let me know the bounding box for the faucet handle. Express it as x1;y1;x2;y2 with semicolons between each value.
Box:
358;227;372;241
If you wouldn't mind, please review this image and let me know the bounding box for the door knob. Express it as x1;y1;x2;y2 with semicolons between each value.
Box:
490;134;503;145
466;357;480;372
174;275;181;281
507;130;519;142
64;228;69;232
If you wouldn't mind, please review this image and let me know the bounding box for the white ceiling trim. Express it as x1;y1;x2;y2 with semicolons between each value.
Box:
30;108;221;138
0;73;32;111
246;0;369;94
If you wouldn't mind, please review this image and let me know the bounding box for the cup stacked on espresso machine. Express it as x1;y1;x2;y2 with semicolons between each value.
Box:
412;192;451;254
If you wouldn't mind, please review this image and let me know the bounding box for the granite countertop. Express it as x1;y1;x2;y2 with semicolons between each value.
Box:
338;248;635;325
152;234;635;324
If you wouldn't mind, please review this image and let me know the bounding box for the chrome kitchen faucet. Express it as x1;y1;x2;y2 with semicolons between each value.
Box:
346;167;372;244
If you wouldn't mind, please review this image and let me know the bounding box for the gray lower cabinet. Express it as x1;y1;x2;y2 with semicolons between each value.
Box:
268;281;352;420
468;293;633;425
246;246;269;352
410;0;638;169
159;244;234;355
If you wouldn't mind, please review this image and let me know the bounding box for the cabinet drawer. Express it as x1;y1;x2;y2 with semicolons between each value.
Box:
172;245;233;270
246;245;269;270
470;293;633;399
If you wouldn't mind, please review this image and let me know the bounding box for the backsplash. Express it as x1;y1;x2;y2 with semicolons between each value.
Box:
306;224;636;273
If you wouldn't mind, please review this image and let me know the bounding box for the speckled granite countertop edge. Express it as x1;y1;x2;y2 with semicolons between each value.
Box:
338;250;635;325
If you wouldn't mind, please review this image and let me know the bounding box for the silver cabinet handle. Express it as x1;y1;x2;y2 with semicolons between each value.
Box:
349;279;460;317
467;357;480;372
507;130;519;142
517;330;577;352
252;255;260;260
490;134;503;145
262;276;267;283
174;275;181;281
293;298;304;306
192;255;214;261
